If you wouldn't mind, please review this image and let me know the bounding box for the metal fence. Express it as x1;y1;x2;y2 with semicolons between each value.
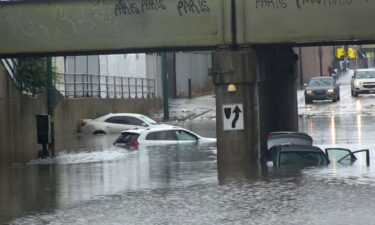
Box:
55;73;156;98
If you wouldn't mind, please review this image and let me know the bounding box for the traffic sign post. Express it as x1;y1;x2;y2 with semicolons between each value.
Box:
222;104;244;131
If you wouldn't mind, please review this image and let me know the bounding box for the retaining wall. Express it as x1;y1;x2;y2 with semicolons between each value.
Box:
0;64;162;164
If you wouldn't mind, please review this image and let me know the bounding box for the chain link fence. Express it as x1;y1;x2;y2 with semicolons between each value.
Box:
55;73;156;98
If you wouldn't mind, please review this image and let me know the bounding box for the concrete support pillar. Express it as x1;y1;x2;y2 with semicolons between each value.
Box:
255;46;299;155
212;49;260;179
212;46;298;179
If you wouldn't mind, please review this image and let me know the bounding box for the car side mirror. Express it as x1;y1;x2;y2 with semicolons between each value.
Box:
142;123;149;127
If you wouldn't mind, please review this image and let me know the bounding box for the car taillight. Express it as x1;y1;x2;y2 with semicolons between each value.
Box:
128;140;139;147
77;120;87;133
80;120;87;127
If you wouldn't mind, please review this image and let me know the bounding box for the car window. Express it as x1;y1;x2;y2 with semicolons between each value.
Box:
175;130;198;141
355;71;375;79
146;131;177;140
115;132;140;144
105;116;126;124
124;116;145;126
308;78;333;87
325;148;356;165
139;115;158;125
279;152;328;167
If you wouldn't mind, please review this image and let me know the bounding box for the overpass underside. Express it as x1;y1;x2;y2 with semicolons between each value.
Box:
1;0;375;56
1;0;374;173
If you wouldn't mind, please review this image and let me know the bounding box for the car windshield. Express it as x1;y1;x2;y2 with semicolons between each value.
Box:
279;151;328;167
355;70;375;79
139;115;158;125
308;78;333;87
115;132;140;144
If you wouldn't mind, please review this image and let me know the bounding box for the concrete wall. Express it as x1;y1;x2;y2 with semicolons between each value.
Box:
175;52;213;97
146;54;162;97
295;46;335;88
0;64;45;164
0;63;162;164
54;97;162;152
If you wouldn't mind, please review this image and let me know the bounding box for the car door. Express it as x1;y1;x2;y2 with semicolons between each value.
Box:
144;130;178;145
104;116;148;133
104;116;129;133
123;116;149;130
325;148;370;166
351;72;356;88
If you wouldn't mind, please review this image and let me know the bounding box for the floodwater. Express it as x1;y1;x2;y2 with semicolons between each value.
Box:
3;74;375;224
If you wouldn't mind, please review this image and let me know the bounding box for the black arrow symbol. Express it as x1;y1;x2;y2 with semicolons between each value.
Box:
232;106;242;128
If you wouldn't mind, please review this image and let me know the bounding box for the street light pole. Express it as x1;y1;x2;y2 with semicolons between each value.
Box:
161;52;169;121
47;57;55;157
319;46;323;76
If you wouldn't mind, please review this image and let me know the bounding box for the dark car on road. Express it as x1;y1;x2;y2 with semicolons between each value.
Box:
304;76;340;104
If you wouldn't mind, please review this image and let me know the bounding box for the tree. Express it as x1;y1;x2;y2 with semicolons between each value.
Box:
16;57;54;96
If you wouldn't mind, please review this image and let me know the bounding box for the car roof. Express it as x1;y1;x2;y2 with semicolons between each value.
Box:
267;131;313;149
121;126;187;134
104;113;146;117
278;145;324;153
310;76;333;80
268;131;311;138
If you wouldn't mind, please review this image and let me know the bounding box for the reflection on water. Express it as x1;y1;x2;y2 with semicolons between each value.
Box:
3;119;375;224
299;115;375;147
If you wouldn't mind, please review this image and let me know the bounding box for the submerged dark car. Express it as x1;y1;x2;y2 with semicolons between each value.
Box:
266;145;329;168
265;144;369;168
264;131;370;168
304;76;340;104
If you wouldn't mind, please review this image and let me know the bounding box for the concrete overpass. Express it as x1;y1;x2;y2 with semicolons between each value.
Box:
1;0;374;174
1;0;374;55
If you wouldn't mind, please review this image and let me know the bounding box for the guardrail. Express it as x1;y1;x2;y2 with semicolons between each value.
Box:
55;73;156;99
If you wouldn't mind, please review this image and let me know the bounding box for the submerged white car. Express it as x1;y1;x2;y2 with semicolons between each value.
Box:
114;126;216;147
79;113;170;135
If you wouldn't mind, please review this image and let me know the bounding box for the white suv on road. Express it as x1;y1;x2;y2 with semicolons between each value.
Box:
351;68;375;97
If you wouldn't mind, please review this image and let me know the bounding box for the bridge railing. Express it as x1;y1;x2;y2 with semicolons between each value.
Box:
55;73;156;99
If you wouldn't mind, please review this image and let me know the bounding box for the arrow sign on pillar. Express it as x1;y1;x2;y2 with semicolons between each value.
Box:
232;106;242;128
222;104;244;131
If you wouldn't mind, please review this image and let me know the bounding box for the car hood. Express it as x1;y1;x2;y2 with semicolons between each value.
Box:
305;86;334;91
354;78;375;83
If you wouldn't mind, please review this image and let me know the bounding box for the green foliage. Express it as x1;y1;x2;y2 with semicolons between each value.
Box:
16;57;53;96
